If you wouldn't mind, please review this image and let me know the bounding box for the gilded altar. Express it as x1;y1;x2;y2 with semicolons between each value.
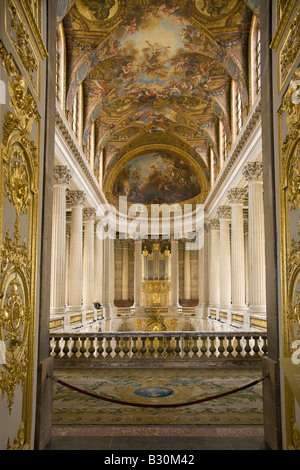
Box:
142;280;171;307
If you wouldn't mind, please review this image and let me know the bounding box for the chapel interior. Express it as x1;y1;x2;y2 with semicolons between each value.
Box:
0;0;299;452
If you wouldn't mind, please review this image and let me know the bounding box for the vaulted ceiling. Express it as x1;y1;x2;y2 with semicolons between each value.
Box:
58;0;259;206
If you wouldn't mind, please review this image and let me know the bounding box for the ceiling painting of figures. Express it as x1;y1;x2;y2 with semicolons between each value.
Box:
113;151;201;205
59;0;256;206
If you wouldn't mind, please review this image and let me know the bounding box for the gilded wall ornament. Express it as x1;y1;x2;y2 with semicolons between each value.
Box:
8;1;38;85
0;220;31;412
5;145;31;216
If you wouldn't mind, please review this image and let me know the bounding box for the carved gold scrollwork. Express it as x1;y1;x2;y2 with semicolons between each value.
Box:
0;220;31;412
0;39;40;449
279;66;300;449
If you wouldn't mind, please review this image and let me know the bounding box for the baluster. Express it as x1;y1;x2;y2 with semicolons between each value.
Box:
114;337;121;358
62;336;70;358
105;337;113;358
165;337;173;358
183;337;190;358
157;337;164;357
148;337;155;358
123;337;130;357
79;336;87;358
131;337;138;358
261;336;268;356
235;337;243;357
226;336;234;357
174;336;181;358
200;336;208;357
96;336;104;358
54;337;62;357
88;337;95;357
244;336;251;357
71;337;79;357
209;337;216;357
217;336;225;358
252;336;260;356
140;337;147;357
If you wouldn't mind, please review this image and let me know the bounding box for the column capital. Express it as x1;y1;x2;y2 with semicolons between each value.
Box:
54;165;72;186
227;187;247;204
67;190;86;207
210;218;220;230
83;207;97;222
242;161;263;182
217;205;231;220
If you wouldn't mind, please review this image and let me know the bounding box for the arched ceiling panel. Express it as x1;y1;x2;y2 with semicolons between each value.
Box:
61;0;254;206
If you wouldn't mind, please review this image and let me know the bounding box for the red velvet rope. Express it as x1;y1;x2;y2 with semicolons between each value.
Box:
51;375;265;409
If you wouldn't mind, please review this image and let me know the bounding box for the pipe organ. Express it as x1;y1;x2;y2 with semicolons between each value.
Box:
142;243;171;307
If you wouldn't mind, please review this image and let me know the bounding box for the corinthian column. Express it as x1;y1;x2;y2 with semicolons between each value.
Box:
227;187;247;310
209;219;220;307
50;165;72;315
83;208;96;311
94;218;103;305
67;190;86;312
242;162;266;313
217;206;231;308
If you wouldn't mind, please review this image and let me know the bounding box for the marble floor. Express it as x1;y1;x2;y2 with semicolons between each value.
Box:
48;426;266;450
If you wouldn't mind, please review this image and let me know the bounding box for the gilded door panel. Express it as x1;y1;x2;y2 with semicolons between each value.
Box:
0;0;48;450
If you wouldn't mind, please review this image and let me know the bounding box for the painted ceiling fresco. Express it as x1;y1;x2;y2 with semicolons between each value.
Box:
59;0;257;205
113;151;201;204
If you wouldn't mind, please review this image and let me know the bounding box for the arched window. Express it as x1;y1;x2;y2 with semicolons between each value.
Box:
56;24;66;110
71;91;78;137
249;16;261;104
236;87;243;133
256;27;261;93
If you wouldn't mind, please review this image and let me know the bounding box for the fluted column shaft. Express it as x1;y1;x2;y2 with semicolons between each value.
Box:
122;241;129;301
68;190;86;310
209;219;220;306
83;208;96;309
134;239;143;307
243;162;266;311
184;242;191;300
228;188;247;309
50;166;72;314
217;206;231;308
170;239;179;307
198;225;209;315
94;219;103;305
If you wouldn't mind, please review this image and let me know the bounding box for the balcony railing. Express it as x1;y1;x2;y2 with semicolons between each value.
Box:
50;331;267;361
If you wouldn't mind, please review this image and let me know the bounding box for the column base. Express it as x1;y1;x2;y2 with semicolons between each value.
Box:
231;304;248;312
50;307;66;316
66;305;84;313
248;305;267;315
